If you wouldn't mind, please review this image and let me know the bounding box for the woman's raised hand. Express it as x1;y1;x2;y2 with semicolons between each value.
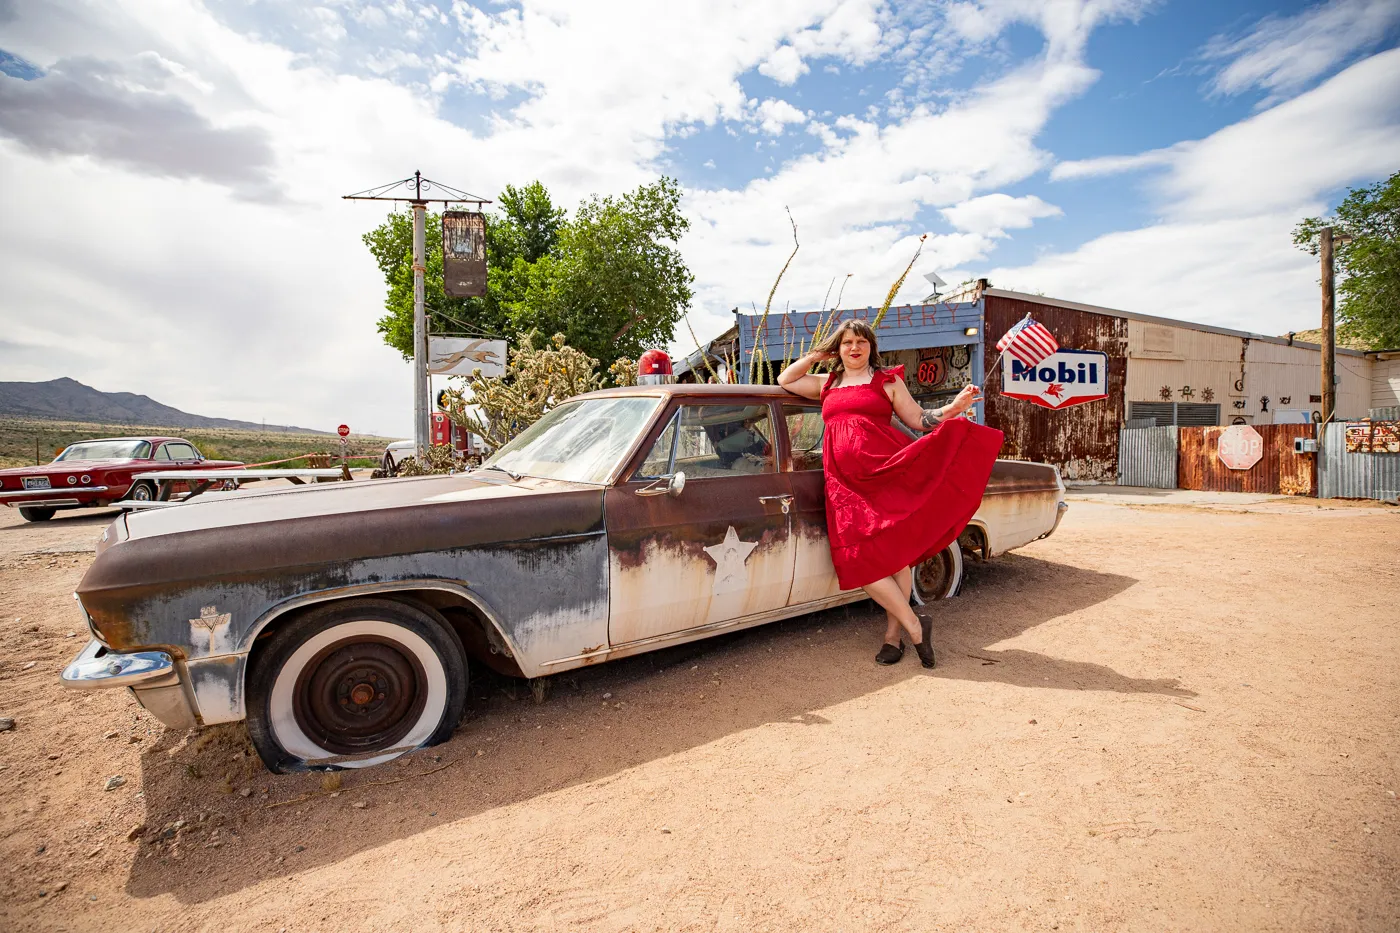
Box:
947;384;983;416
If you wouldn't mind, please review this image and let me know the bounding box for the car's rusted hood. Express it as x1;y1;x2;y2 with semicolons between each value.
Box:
120;471;594;540
78;472;607;647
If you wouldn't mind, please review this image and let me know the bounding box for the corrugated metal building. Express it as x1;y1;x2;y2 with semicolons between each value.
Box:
981;288;1378;482
1367;350;1400;415
717;285;1385;486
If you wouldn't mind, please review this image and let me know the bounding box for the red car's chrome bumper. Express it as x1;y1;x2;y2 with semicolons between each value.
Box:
0;485;110;505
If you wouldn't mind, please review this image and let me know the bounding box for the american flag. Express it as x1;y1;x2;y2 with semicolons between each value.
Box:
995;315;1059;366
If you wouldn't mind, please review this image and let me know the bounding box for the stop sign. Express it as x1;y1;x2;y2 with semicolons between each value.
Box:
337;424;350;438
1218;424;1263;470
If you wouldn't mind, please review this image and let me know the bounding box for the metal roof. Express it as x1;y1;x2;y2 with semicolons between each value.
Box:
983;288;1370;358
578;383;803;400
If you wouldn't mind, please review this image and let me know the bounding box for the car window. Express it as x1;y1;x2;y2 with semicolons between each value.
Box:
635;411;679;478
663;404;775;479
153;444;172;461
783;405;824;471
167;443;198;460
484;396;663;484
55;440;151;461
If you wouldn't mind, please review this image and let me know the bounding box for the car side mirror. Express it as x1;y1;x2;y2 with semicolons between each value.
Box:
636;471;685;498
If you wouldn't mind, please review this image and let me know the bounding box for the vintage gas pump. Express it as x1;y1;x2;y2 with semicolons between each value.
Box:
430;411;451;446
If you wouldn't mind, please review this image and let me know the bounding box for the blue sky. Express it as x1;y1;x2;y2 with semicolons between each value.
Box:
0;1;1397;434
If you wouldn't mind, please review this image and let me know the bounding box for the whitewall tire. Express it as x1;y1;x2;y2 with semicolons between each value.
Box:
910;542;964;605
246;598;467;773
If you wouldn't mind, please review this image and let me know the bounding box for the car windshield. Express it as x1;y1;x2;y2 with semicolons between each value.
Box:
55;440;152;462
482;396;662;484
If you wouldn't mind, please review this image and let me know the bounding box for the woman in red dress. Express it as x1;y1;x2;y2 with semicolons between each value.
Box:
778;319;1004;667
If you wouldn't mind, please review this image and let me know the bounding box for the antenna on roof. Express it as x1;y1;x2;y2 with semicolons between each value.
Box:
921;271;948;303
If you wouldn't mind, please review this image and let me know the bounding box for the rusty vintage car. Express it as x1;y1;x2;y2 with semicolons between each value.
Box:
62;384;1066;772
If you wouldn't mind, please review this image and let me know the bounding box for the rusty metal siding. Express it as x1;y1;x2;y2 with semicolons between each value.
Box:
1117;426;1178;488
983;295;1126;482
1319;422;1400;502
1178;425;1316;495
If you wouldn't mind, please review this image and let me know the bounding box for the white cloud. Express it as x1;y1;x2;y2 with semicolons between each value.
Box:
940;193;1062;236
759;45;809;84
992;49;1400;335
4;0;1384;436
752;98;807;135
1203;0;1400;103
1050;148;1178;180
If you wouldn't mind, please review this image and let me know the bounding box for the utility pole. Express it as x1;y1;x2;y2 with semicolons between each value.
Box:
1320;226;1336;425
411;176;429;455
344;171;490;456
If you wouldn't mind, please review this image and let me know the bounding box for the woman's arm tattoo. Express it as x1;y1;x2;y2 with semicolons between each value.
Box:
920;406;945;430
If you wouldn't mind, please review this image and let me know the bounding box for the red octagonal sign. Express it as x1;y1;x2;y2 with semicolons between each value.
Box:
1218;424;1263;470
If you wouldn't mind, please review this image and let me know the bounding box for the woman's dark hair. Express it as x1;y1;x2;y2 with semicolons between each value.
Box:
813;318;882;387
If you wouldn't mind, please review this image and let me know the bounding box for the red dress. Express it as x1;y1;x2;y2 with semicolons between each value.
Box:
821;365;1005;589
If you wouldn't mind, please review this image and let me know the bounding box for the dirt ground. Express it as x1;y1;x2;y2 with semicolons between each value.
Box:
0;492;1395;932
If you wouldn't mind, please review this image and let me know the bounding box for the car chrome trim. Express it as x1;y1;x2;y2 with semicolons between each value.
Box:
4;498;84;509
539;590;867;668
1038;501;1069;540
61;639;179;690
0;485;110;501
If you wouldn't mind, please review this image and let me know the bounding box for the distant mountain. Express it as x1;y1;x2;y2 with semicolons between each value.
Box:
0;378;328;434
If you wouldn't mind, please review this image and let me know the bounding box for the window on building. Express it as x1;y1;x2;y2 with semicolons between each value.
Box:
1128;402;1220;427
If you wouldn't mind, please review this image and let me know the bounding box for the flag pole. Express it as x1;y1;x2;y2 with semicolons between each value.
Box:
988;313;1030;393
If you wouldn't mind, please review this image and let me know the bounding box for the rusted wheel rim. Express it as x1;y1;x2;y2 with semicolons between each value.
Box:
292;636;427;755
915;551;952;599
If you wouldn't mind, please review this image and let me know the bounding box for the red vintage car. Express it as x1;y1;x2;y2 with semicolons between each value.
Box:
0;437;243;522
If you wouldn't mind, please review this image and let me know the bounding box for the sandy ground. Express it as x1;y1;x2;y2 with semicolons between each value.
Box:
0;491;1396;932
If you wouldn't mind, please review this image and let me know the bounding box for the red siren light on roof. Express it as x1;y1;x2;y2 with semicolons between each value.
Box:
637;349;675;384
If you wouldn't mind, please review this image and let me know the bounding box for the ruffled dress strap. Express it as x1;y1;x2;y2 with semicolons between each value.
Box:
819;369;841;397
875;364;905;386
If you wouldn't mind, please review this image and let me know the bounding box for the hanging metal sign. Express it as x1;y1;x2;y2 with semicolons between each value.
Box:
442;211;487;298
1002;348;1108;410
428;337;507;378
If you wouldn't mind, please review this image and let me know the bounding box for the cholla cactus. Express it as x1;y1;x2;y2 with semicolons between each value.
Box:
396;445;461;476
608;357;638;387
443;334;605;449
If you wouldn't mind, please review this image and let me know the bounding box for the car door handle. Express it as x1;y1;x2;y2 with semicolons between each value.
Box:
758;494;793;514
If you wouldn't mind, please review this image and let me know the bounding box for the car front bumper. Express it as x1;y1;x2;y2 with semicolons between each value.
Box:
61;639;198;729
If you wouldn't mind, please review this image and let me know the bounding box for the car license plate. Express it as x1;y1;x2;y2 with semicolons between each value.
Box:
22;476;51;490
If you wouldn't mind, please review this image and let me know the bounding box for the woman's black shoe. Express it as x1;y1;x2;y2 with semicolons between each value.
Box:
915;615;935;668
875;642;904;665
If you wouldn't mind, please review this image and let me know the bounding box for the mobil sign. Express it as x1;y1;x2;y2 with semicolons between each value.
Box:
1003;348;1108;410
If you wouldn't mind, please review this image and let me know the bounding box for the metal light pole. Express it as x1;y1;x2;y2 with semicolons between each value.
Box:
411;180;429;454
1320;226;1336;425
344;172;490;456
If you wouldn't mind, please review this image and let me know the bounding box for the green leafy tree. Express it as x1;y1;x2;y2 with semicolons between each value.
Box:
507;177;693;366
1294;170;1400;349
364;177;693;372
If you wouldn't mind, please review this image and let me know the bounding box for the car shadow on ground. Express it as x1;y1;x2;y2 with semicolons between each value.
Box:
123;554;1175;904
